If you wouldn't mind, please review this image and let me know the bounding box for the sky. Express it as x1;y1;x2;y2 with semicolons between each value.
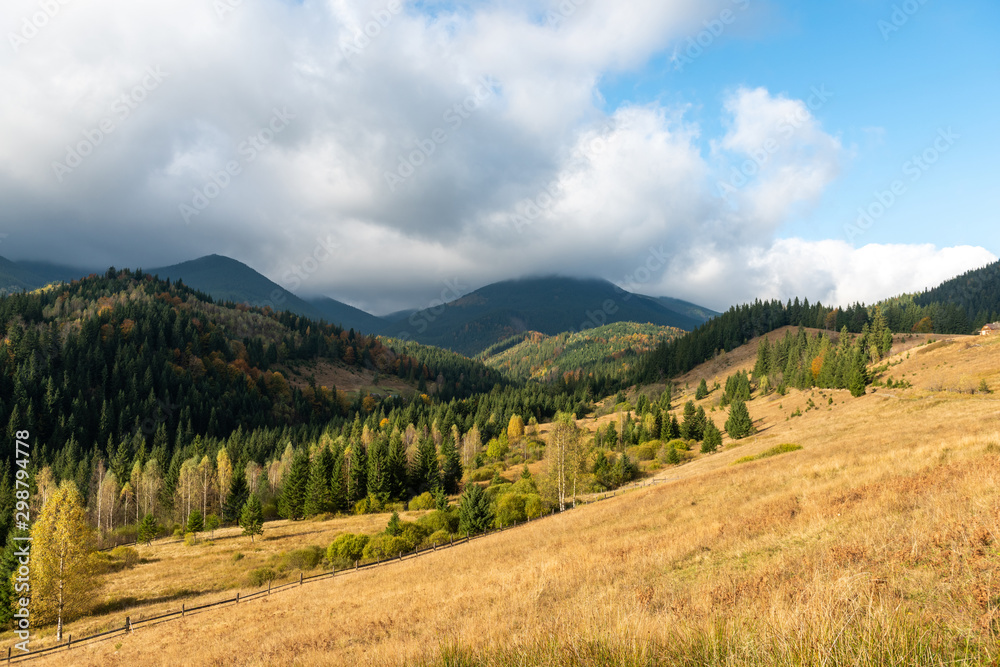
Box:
0;0;997;314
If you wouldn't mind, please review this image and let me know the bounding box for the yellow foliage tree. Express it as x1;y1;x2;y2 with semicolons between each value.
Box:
28;481;96;640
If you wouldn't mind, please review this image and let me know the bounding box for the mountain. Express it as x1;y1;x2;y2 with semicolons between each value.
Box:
649;296;718;325
381;276;709;356
0;256;91;294
309;296;388;334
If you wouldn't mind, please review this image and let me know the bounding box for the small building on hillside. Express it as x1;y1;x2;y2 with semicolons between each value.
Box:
980;322;1000;336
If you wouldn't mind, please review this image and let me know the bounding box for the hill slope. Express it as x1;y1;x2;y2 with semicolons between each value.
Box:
49;333;1000;666
480;322;685;381
382;276;709;356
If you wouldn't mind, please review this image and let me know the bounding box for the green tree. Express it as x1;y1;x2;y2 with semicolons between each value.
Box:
725;400;755;440
695;379;709;400
303;447;335;517
223;470;250;527
458;484;493;535
0;529;29;627
347;443;367;506
439;436;462;494
279;449;310;520
411;437;439;496
701;420;722;453
385;510;402;537
28;481;95;640
137;513;158;545
679;401;697;440
186;509;204;534
239;494;264;543
205;513;220;538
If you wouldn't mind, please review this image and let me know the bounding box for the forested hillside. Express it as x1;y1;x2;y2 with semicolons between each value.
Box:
0;270;594;548
480;323;685;382
912;259;1000;328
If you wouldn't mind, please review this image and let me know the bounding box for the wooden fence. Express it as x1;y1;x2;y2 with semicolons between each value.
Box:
6;475;674;663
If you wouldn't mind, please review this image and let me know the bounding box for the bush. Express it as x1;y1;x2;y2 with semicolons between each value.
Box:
172;528;184;540
183;532;198;547
109;546;140;568
484;483;511;504
408;492;436;511
327;533;370;567
285;546;324;571
417;509;458;534
627;442;659;461
261;501;280;521
354;494;385;515
362;534;411;561
425;529;451;547
508;477;538;496
524;494;543;519
232;552;245;562
494;493;527;527
247;567;276;587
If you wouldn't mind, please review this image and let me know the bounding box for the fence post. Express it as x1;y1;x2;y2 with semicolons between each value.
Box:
236;592;240;604
355;560;358;571
332;565;335;578
268;580;271;595
182;603;185;617
398;551;402;561
126;616;132;633
299;573;303;586
7;645;10;662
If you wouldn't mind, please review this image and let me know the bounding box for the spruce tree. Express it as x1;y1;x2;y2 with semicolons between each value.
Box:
304;447;335;517
366;436;389;500
347;442;367;507
412;437;439;496
186;509;204;534
725;399;755;440
680;401;697;440
239;494;264;543
695;379;709;400
137;513;158;545
0;529;29;627
279;449;310;520
223;470;250;526
387;429;408;500
439;436;462;494
701;420;722;453
330;443;346;512
458;484;493;535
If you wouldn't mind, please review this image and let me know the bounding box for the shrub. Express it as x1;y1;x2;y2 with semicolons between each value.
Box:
627;442;659;461
508;477;538;496
247;567;276;587
109;546;140;568
408;492;436;511
425;529;451;546
183;532;198;547
286;546;324;570
172;528;184;540
484;483;511;504
232;552;245;562
494;493;527;527
362;534;411;561
524;494;543;519
417;509;457;534
327;533;370;567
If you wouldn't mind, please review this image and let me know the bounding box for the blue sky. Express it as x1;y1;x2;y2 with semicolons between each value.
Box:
599;0;1000;252
0;0;996;312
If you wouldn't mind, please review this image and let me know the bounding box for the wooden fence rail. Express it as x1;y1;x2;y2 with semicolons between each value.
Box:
6;473;674;663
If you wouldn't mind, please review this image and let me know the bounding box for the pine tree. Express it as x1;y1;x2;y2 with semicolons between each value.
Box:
412;437;439;496
303;447;335;517
725;399;755;440
279;449;310;520
386;430;408;500
439;436;462;494
695;379;709;400
29;481;95;640
137;514;158;545
458;484;493;535
347;443;367;507
186;509;204;534
701;420;722;453
239;494;264;543
680;401;697;440
223;470;250;526
386;510;402;536
330;443;346;512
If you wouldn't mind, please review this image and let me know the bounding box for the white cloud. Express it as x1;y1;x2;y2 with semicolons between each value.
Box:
0;0;992;314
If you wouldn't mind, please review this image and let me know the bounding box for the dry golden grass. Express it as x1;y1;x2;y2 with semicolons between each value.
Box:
25;333;1000;665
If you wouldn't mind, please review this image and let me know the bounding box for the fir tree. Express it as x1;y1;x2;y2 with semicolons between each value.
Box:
458;484;493;535
330;442;346;512
186;509;204;534
347;443;367;507
701;420;722;453
695;379;709;400
439;436;462;494
137;513;158;545
239;494;264;543
223;470;250;526
387;429;408;500
304;447;335;517
412;437;439;496
279;449;310;520
725;400;755;440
